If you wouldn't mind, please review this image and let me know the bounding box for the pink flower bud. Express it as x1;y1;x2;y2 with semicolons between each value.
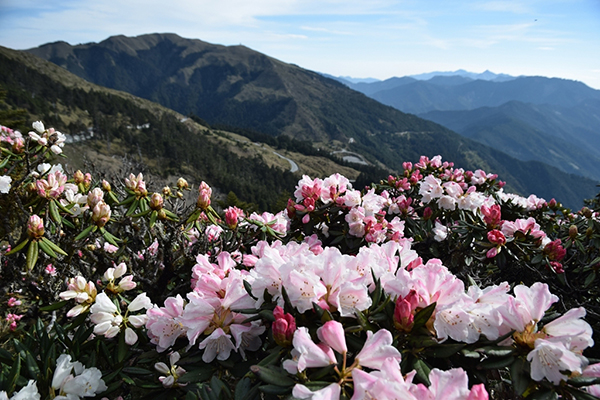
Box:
317;320;347;354
544;239;566;262
393;290;418;332
422;207;433;220
150;193;164;210
27;215;45;239
273;306;296;347
87;188;104;208
197;181;212;209
92;201;111;227
487;229;506;246
549;261;564;274
225;206;244;229
481;204;501;227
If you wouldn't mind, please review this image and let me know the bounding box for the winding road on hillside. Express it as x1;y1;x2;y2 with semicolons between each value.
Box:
273;151;299;173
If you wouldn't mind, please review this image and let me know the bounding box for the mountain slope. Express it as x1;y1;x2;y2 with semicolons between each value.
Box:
22;34;600;208
0;45;368;210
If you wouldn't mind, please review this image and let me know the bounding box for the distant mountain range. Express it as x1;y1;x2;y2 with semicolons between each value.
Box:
336;72;600;182
15;33;600;207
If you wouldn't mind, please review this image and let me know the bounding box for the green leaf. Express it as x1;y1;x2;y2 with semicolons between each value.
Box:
235;378;260;400
584;271;596;288
117;330;128;363
49;199;62;225
178;366;214;384
39;300;69;312
122;367;153;375
258;385;292;395
480;355;515;369
101;228;121;245
75;225;97;241
477;345;516;357
249;365;295;387
125;198;140;216
567;376;600;387
531;254;544;264
510;357;530;396
5;239;29;255
22;349;40;380
529;389;559;400
423;343;466;358
26;241;38;271
38;238;58;258
412;358;431;385
412;302;436;330
6;351;21;394
41;237;68;256
243;280;258;300
149;210;158;227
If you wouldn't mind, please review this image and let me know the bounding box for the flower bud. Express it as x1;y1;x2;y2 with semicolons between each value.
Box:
177;177;189;190
481;204;501;227
487;229;506;246
150;193;164;210
197;181;212;209
422;207;433;220
87;187;104;209
102;180;112;192
544;239;566;262
272;306;295;347
393;290;419;333
225;206;244;229
582;207;593;219
27;215;45;239
569;225;578;239
74;170;85;184
92;201;111;227
12;137;24;153
162;186;172;197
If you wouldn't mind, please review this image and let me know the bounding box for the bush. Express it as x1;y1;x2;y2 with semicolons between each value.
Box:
1;124;600;400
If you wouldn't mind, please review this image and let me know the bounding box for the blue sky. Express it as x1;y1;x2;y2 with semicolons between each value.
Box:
0;0;599;88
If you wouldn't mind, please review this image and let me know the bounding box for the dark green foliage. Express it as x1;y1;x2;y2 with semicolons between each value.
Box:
0;50;297;211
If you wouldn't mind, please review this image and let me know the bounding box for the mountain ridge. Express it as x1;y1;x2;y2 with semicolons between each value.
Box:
19;33;600;207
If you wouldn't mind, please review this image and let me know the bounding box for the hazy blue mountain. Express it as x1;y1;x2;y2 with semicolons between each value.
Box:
409;69;516;82
421;100;600;180
368;76;600;115
338;76;380;84
23;33;600;207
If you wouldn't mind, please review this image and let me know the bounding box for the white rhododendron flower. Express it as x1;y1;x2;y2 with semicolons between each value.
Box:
51;354;107;400
0;175;11;194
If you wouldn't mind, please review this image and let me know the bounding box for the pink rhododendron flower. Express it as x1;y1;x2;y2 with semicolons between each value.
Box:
7;297;21;307
292;383;340;400
146;295;187;352
45;264;57;276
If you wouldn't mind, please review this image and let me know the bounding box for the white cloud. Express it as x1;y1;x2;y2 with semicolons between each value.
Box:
474;1;533;14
